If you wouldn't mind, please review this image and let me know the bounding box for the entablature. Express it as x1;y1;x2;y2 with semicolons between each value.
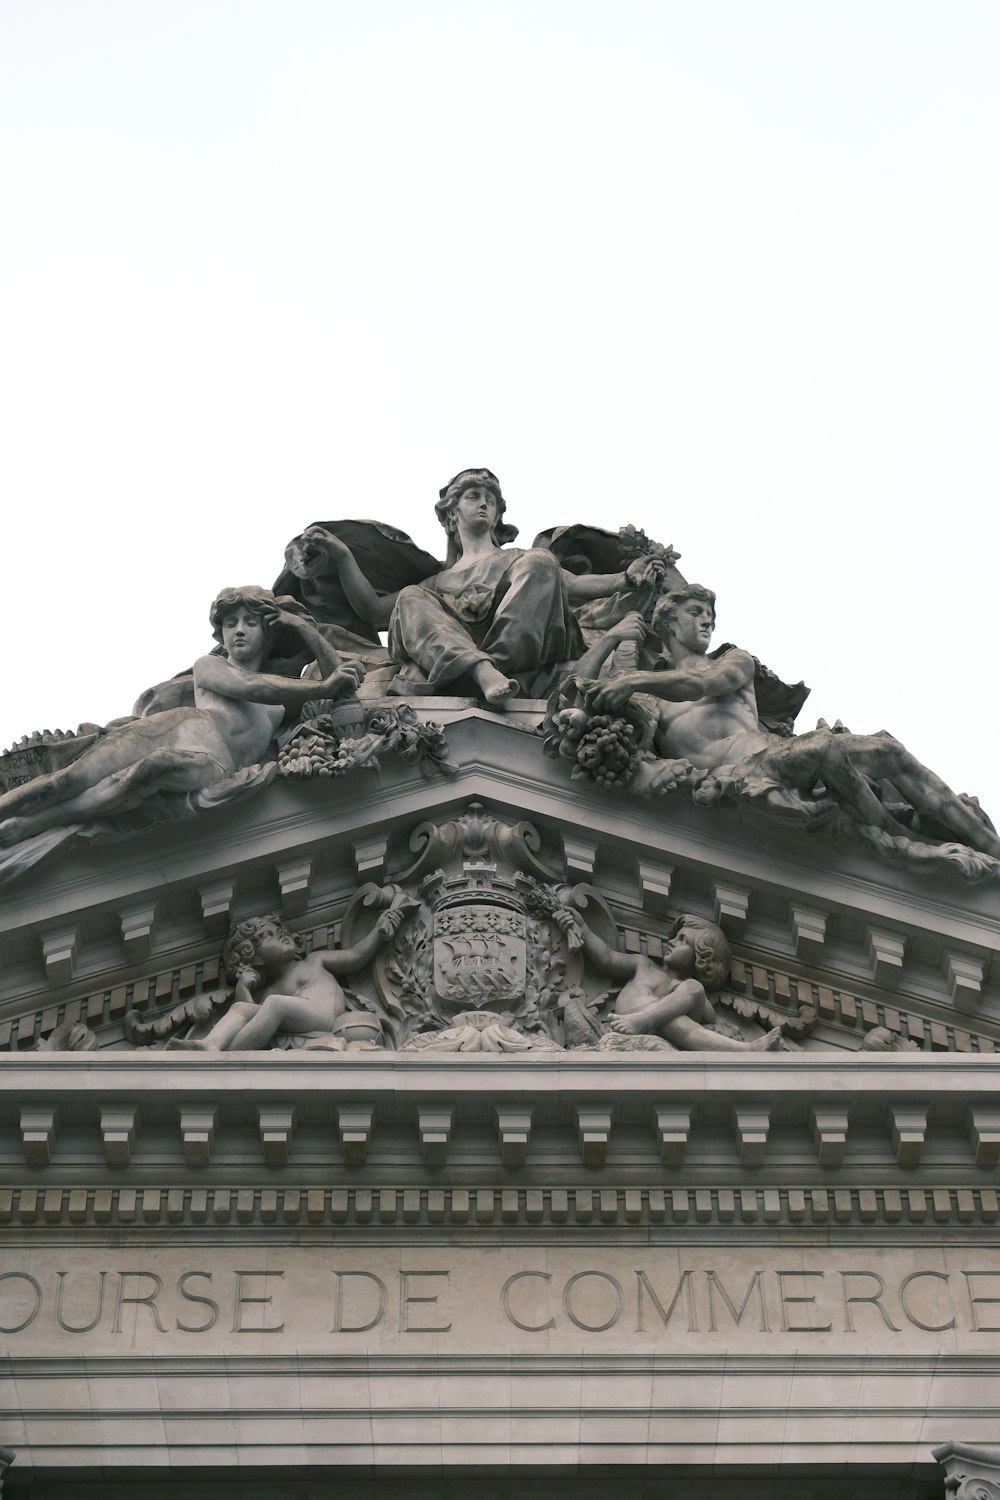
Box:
2;1054;1000;1201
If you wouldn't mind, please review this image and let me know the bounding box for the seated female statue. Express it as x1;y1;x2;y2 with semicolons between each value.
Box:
295;468;665;706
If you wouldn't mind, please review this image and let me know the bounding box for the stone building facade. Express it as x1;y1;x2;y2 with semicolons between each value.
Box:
1;486;999;1498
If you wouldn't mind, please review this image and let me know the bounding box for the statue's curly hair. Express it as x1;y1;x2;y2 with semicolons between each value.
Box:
651;583;717;649
671;913;730;992
222;914;306;981
208;585;280;646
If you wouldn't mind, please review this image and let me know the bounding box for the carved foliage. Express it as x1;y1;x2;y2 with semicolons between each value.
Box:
278;701;456;780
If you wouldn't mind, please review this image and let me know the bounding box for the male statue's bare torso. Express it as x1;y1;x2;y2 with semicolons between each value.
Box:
192;662;284;771
651;650;769;769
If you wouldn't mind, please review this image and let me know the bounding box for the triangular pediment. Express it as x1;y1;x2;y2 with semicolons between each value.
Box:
2;703;997;1059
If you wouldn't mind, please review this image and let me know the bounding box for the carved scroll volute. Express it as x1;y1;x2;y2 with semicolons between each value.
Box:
948;1480;1000;1500
399;803;559;885
936;1444;1000;1500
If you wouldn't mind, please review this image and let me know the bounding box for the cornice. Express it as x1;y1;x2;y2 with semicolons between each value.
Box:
3;1054;1000;1185
5;1048;1000;1089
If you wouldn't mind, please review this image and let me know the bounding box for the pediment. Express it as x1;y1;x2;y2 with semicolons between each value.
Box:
1;702;997;1061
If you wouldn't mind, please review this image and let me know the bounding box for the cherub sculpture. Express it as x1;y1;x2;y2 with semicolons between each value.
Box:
0;588;364;853
180;895;413;1051
552;905;783;1051
592;584;1000;878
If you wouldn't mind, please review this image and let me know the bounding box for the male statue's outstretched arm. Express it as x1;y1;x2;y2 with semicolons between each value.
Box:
594;649;756;712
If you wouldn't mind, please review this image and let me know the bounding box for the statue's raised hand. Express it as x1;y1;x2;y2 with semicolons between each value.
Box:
284;527;355;581
259;598;310;635
300;526;353;564
607;611;647;645
550;904;585;948
233;966;262;1003
376;905;408;939
625;555;668;589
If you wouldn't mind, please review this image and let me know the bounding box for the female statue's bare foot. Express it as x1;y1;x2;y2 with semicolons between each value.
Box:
0;817;30;848
748;1027;784;1051
473;662;518;706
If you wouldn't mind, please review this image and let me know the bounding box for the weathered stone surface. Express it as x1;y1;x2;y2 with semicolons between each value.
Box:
1;479;997;904
155;896;412;1052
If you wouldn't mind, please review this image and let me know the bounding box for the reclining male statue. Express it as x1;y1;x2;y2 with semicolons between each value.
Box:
590;585;1000;875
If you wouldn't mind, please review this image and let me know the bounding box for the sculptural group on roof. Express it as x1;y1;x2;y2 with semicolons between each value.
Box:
0;463;997;897
3;462;994;1058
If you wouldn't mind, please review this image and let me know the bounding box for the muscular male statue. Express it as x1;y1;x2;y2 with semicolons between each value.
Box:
593;584;1000;869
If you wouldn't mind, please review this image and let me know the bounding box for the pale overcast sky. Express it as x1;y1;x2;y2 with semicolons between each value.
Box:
2;3;998;817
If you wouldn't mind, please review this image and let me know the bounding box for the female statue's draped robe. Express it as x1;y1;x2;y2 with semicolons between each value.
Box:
388;547;582;693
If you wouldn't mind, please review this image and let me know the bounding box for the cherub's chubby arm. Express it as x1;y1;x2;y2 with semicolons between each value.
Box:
319;890;419;974
297;527;398;630
232;966;261;1006
594;649;756;712
194;653;365;711
550;905;639;982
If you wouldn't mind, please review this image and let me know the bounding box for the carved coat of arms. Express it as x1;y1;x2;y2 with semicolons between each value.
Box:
431;900;527;1010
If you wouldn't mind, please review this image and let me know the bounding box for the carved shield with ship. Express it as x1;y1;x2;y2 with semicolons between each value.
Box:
431;901;527;1011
